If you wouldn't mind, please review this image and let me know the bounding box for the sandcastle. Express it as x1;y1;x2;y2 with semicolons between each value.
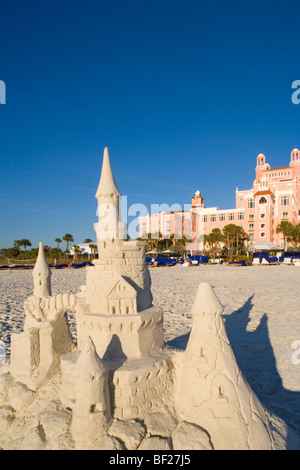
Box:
0;148;299;450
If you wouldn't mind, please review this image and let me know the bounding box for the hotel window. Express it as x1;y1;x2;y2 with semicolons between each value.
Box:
238;212;244;220
249;233;254;240
248;199;255;208
259;197;267;204
249;214;255;220
219;213;225;221
281;196;289;206
260;223;265;229
249;223;254;230
210;214;216;222
282;212;288;219
260;213;265;218
203;215;207;222
260;232;266;238
229;213;235;220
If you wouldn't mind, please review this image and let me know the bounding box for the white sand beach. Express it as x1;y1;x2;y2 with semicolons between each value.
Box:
1;264;300;443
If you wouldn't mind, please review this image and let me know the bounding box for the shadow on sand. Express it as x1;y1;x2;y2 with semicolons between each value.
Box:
167;294;300;446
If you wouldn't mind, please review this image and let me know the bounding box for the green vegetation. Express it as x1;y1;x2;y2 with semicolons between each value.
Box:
0;234;98;265
276;221;300;250
204;224;249;261
138;232;192;258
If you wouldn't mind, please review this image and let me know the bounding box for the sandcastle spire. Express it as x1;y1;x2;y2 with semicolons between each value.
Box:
94;148;121;246
176;281;273;450
95;147;120;199
32;242;51;298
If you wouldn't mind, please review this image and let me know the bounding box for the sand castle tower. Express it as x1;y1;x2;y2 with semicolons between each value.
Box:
10;242;75;389
62;148;173;421
175;282;273;450
33;242;51;298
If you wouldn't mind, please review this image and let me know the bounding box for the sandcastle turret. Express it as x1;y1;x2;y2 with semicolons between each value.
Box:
175;282;273;450
32;242;51;298
94;147;121;252
71;336;111;448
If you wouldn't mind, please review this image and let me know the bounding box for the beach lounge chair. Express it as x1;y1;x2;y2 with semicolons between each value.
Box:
228;260;247;267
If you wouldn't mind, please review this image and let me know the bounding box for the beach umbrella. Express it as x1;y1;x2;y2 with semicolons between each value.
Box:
146;250;160;257
208;246;223;261
247;242;283;252
208;247;222;254
160;249;179;257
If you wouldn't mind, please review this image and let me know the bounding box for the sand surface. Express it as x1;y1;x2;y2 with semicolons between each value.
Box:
0;264;300;439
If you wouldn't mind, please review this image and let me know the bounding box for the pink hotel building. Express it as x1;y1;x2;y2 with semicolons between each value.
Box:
138;148;300;252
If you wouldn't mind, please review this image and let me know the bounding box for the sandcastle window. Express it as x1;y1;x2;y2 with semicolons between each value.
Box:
259;197;267;204
112;306;116;314
126;306;129;314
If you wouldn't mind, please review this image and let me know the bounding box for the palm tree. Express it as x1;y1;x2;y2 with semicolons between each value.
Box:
276;221;300;250
222;224;248;259
63;234;74;252
14;240;22;250
73;245;81;261
20;239;32;255
84;238;93;244
89;244;98;258
276;221;292;249
55;238;62;249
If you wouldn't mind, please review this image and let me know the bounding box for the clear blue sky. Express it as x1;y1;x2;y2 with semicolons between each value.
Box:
0;0;299;248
